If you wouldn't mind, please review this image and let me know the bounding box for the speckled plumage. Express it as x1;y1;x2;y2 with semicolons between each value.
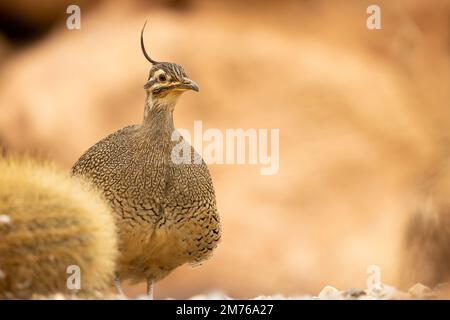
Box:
71;58;221;287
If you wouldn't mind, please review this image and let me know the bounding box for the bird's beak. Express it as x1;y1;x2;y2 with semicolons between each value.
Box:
178;78;199;92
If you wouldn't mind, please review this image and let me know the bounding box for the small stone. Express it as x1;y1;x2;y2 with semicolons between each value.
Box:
254;294;285;300
190;291;230;300
318;285;341;299
135;295;153;300
377;284;405;300
189;294;208;300
342;288;366;299
0;214;11;224
408;283;431;298
51;293;67;300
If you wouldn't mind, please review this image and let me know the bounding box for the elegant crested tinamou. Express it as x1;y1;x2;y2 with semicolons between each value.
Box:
71;22;221;298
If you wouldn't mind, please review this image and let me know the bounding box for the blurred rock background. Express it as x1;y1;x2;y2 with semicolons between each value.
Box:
0;0;449;298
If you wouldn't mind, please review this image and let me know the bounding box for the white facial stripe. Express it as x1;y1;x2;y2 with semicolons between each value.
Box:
153;69;165;78
152;69;172;82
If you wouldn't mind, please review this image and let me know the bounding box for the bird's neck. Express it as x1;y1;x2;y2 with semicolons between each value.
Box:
143;94;176;135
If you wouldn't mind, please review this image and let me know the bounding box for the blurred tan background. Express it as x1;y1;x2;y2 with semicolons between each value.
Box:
0;0;449;298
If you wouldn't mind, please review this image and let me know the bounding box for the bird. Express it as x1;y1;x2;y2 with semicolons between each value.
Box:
0;155;118;299
71;22;221;299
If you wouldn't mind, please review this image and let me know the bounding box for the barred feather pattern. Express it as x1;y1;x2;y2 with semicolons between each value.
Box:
71;90;221;283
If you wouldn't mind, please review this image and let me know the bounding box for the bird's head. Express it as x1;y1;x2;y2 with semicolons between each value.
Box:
141;22;199;106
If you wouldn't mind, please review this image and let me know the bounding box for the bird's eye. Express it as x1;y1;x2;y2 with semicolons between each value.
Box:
158;74;167;82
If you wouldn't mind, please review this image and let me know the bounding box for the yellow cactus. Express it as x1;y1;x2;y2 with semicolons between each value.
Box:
0;156;118;299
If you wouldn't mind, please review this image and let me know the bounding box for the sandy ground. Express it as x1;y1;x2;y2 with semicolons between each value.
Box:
31;282;450;300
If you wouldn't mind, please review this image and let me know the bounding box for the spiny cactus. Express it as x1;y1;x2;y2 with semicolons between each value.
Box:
0;156;118;299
